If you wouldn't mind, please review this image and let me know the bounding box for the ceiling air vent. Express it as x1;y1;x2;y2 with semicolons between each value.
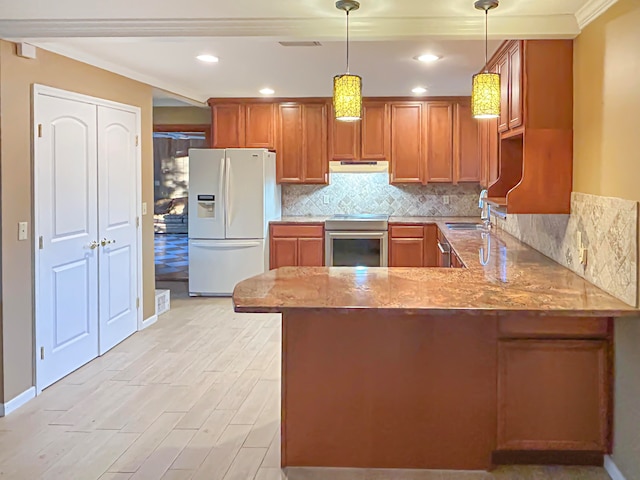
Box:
278;41;322;47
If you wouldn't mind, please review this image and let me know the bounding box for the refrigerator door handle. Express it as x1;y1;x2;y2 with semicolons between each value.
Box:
225;157;231;232
190;241;262;249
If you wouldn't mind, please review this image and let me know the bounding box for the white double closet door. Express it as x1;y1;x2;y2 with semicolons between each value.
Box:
35;89;140;390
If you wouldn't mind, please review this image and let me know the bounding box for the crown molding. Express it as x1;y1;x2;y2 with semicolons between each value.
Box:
575;0;619;29
1;15;579;40
29;41;208;103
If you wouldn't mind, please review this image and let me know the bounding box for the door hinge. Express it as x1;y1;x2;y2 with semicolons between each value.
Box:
40;346;45;360
38;124;43;138
39;236;44;249
135;135;139;147
136;297;140;309
136;217;140;228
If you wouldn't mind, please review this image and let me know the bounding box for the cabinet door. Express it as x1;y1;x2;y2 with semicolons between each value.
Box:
508;42;523;130
424;225;439;267
488;116;500;185
212;104;244;148
454;101;481;183
277;104;304;183
390;238;425;267
330;115;359;160
298;238;324;266
245;103;275;149
270;237;298;269
495;54;510;133
479;119;489;188
390;103;423;183
497;340;609;451
361;102;389;160
303;103;329;184
425;102;454;183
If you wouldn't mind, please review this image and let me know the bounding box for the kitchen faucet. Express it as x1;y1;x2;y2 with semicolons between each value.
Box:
479;189;491;230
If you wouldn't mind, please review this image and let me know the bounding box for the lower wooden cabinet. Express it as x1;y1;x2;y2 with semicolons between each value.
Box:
389;224;439;267
497;338;609;452
270;223;324;269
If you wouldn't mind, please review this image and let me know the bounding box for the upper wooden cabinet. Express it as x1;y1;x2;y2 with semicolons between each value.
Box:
485;40;573;213
390;99;480;185
507;42;523;130
390;102;424;183
454;101;481;183
425;102;454;183
361;102;389;160
329;101;389;161
208;96;481;187
277;102;329;184
211;103;244;148
209;101;276;149
245;103;276;148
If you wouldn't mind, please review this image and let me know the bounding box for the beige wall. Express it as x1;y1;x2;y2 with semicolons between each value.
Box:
0;40;156;401
153;106;211;125
573;1;640;477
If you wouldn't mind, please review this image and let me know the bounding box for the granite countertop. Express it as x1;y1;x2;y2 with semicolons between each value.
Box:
271;216;478;225
235;218;638;317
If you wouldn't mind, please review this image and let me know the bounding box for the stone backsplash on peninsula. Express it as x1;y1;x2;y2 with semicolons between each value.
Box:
493;192;638;307
282;172;482;217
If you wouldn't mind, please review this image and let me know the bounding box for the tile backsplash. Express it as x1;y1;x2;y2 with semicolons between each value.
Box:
282;172;482;217
493;192;638;307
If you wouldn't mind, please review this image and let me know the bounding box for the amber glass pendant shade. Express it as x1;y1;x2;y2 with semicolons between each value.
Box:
471;72;500;119
333;74;362;122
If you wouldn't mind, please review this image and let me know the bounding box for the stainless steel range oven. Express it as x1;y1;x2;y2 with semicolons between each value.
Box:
325;214;389;267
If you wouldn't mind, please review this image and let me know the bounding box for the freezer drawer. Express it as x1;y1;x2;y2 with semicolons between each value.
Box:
188;239;266;296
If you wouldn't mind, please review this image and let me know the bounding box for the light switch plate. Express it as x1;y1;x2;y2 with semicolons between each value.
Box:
18;222;28;241
142;202;148;215
323;195;330;205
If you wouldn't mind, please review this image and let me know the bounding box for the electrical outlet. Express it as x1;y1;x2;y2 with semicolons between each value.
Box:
442;196;450;205
142;202;148;215
323;195;330;205
18;222;28;241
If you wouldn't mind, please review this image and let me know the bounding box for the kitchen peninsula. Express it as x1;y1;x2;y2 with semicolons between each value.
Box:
232;223;637;471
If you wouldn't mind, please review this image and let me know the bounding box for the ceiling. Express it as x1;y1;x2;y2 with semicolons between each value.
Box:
0;0;617;103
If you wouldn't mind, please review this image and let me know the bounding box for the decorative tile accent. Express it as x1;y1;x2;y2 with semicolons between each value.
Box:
493;192;638;307
283;172;482;217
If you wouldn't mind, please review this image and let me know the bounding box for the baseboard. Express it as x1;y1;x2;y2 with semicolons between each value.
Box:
140;313;158;330
0;387;36;416
605;455;627;480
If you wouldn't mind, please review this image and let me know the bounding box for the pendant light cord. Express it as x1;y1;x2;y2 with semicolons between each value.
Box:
484;9;489;73
346;10;350;74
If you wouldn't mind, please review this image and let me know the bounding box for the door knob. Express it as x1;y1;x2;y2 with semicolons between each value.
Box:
89;241;99;250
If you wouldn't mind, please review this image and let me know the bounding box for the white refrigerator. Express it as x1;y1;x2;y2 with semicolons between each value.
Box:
188;148;281;296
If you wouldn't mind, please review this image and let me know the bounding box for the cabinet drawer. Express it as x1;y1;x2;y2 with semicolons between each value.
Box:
271;224;324;238
498;317;610;339
390;225;425;238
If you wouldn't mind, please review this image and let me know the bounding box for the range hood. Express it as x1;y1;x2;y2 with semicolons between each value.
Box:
329;160;389;173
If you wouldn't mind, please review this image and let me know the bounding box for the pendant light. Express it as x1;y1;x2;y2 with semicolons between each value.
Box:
471;0;500;119
333;0;362;122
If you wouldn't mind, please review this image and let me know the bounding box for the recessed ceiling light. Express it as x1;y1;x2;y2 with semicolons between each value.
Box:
416;54;441;63
412;87;427;94
260;88;275;95
196;54;219;63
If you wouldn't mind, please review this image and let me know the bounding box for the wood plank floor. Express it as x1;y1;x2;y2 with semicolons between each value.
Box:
0;286;613;480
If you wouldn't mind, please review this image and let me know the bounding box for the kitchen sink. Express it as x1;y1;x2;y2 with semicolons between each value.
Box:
445;223;484;230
